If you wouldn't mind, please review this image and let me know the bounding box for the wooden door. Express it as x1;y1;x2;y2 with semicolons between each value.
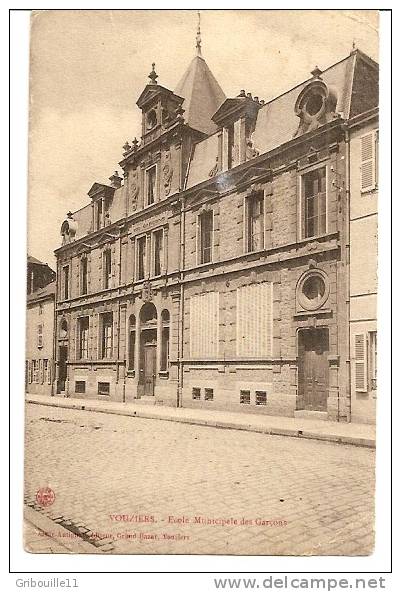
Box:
58;345;68;393
298;329;329;411
144;344;156;396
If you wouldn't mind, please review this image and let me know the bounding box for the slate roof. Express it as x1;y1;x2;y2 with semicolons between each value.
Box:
174;55;226;135
61;49;378;246
27;280;56;304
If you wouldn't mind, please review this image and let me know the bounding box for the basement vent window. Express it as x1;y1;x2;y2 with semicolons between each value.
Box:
75;381;86;394
240;390;251;405
192;387;201;400
204;388;214;401
255;391;267;406
98;382;110;396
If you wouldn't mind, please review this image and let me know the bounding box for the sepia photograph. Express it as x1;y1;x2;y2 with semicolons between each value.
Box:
23;9;380;557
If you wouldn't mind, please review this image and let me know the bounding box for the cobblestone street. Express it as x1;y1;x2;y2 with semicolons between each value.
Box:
24;403;375;556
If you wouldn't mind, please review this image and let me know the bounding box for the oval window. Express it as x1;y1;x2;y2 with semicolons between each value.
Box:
297;271;329;311
305;93;324;116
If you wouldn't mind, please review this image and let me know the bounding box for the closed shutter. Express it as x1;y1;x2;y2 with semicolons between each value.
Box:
361;132;376;192
354;333;367;392
236;282;273;357
189;292;219;358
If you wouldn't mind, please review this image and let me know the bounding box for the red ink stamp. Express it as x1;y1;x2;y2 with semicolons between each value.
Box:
36;487;55;507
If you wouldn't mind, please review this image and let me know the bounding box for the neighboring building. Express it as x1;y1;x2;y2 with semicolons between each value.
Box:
349;108;378;424
53;37;378;422
27;255;56;295
26;279;56;395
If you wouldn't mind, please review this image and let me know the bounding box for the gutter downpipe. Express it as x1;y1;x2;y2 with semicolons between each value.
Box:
344;126;351;422
176;143;192;408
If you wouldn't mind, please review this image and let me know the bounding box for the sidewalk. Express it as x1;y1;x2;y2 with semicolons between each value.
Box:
25;394;375;448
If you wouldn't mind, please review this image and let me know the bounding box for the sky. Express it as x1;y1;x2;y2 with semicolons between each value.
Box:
27;9;379;268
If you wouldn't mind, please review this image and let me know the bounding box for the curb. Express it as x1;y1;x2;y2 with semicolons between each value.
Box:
25;397;375;448
24;506;102;554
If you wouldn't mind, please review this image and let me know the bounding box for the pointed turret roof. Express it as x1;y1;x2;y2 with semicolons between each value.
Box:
174;55;226;136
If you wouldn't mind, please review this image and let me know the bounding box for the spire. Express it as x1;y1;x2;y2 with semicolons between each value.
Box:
196;10;202;56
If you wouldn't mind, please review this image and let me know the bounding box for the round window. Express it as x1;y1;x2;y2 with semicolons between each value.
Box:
305;93;324;116
297;271;329;311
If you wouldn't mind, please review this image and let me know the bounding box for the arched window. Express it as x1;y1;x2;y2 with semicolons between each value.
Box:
128;314;136;371
160;309;170;373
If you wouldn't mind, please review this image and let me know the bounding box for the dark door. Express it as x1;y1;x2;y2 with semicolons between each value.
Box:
298;329;329;411
144;344;156;396
58;345;68;393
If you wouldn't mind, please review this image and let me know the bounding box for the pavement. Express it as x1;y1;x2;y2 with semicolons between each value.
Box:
25;394;376;448
23;402;375;556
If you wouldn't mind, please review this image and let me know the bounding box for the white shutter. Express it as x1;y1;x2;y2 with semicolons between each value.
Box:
360;132;376;192
354;333;367;392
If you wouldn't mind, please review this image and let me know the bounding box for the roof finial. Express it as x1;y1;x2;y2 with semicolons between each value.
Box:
196;10;202;56
148;62;158;85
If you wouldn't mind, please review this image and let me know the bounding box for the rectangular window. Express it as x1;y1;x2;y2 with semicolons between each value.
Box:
161;312;170;373
236;282;273;357
37;324;43;349
153;229;164;276
204;388;214;401
39;303;43;315
80;257;88;295
192;387;201;400
75;380;86;394
240;390;251;405
137;236;147;280
227;124;235;169
103;250;112;289
101;312;113;359
62;265;70;300
189;292;219;358
361;131;378;192
43;359;51;384
255;391;267;405
301;167;327;239
32;360;39;384
198;211;213;265
247;193;265;252
98;382;110;396
96;199;103;230
146;165;157;205
78;317;89;359
28;360;33;384
39;359;44;384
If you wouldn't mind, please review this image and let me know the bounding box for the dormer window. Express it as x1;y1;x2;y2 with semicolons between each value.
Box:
305;93;324;117
95;199;103;230
227;123;235;169
146;109;157;130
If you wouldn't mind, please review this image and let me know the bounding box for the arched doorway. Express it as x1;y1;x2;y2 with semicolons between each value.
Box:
139;303;158;397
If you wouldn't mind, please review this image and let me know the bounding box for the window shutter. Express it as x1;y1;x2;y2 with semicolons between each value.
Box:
360;132;376;192
354;333;367;392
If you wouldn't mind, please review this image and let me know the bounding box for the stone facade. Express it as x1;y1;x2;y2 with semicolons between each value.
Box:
26;280;56;395
53;48;378;423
